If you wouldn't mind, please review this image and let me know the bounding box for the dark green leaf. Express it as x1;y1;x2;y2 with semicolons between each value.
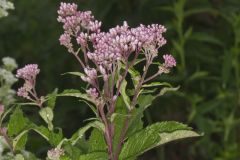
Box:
120;121;200;159
8;107;28;137
46;88;58;109
88;129;107;152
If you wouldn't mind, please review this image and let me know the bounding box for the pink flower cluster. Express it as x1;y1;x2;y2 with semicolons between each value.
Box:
163;54;176;68
57;2;167;69
57;2;176;97
58;2;101;50
87;23;167;67
16;64;40;99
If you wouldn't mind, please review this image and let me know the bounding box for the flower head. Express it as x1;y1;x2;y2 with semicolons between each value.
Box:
57;2;78;19
59;33;72;50
16;64;40;80
163;54;176;68
16;64;40;102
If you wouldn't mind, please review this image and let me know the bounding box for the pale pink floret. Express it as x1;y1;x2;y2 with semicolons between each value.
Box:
16;64;40;80
58;2;101;34
57;2;78;19
163;54;176;68
17;87;29;99
59;33;72;48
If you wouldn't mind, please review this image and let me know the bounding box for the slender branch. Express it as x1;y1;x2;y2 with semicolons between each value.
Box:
71;52;85;69
81;46;89;66
143;71;161;83
99;104;114;160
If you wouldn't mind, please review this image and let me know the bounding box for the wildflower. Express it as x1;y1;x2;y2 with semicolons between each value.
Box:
16;64;40;101
59;33;72;51
57;2;78;19
16;64;40;80
158;54;176;74
76;32;88;46
58;2;101;34
17;87;30;99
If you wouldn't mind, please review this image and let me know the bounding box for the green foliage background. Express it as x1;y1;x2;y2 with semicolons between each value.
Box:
1;0;240;159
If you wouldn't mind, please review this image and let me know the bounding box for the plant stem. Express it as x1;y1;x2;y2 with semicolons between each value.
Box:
99;105;114;160
0;128;14;154
72;52;85;69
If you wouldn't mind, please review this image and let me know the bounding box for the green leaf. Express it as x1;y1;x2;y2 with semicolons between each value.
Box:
58;89;93;103
39;107;54;130
189;32;224;46
157;130;200;146
32;125;50;141
128;67;141;88
184;8;217;17
158;86;180;96
78;152;108;160
61;72;85;78
70;121;104;145
10;122;50;151
63;141;82;160
0;107;13;126
88;129;107;152
119;125;160;160
120;121;200;159
142;82;171;88
221;50;232;86
49;129;63;147
184;27;193;39
119;80;131;110
8;107;28;136
187;71;209;83
16;102;40;107
134;58;145;66
172;40;183;54
13;130;28;151
46;88;58;109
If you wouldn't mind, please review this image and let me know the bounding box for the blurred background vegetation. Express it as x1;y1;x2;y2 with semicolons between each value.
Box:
1;0;240;159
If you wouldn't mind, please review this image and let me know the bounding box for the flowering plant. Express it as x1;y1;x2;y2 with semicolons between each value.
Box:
0;2;200;160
